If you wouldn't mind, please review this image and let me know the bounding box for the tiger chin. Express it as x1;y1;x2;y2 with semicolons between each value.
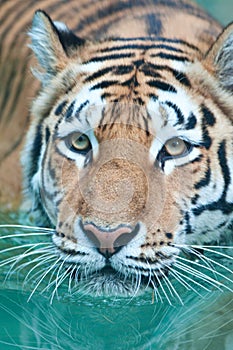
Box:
20;1;233;297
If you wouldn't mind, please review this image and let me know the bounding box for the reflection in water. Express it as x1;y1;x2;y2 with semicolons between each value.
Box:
0;288;233;350
0;212;233;349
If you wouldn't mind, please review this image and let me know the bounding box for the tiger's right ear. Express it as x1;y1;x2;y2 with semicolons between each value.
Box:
29;10;85;84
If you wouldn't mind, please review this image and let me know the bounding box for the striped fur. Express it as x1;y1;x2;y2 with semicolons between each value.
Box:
1;0;233;295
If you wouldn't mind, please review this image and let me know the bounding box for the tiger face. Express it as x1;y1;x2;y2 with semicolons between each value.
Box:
22;10;233;295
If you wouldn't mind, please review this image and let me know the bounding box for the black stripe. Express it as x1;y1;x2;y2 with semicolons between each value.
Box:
114;64;134;75
74;0;211;36
201;104;216;126
147;80;177;93
75;100;89;120
193;141;233;216
172;70;191;87
85;53;134;63
45;127;51;143
218;140;230;197
113;37;201;52
121;76;139;87
165;101;184;125
191;194;199;205
185;113;197;130
194;159;211;189
143;62;191;87
64;101;75;120
55;100;68;116
90;80;119;90
150;52;191;62
200;117;212;150
28;123;43;181
100;43;185;53
184;212;192;234
84;67;113;82
146;13;162;36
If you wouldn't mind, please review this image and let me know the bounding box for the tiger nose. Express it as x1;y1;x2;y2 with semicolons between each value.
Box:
82;223;140;258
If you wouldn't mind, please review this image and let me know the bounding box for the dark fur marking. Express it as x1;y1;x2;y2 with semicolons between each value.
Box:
201;104;216;126
84;67;113;82
185;113;197;130
54;100;68;116
173;70;191;87
147;80;177;93
194;158;211;189
75;100;89;121
184;212;192;234
193;141;233;216
90;80;119;90
45;127;51;143
165;101;184;125
64;101;75;120
86;53;134;63
150;52;191;62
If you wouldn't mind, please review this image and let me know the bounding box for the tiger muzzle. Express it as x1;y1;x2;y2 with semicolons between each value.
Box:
82;222;140;257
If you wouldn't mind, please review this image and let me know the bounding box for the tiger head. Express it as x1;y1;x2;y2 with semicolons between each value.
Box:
22;11;233;295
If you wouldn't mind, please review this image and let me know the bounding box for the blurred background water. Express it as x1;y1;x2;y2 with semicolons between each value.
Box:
0;1;233;349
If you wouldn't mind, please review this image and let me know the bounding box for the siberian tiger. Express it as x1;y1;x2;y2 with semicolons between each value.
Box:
1;0;233;296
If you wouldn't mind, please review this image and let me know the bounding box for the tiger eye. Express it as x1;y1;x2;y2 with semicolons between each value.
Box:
71;133;90;151
164;137;186;157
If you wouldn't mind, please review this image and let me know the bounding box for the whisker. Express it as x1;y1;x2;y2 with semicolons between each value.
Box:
176;255;233;288
0;242;51;255
153;271;172;305
50;255;71;304
3;244;54;275
150;279;163;303
159;268;183;305
0;233;51;241
27;256;63;302
170;266;212;292
167;266;203;296
23;254;58;288
174;244;233;260
68;264;77;293
174;260;224;291
0;224;55;232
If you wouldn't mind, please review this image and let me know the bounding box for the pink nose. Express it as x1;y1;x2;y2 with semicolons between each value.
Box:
82;223;139;257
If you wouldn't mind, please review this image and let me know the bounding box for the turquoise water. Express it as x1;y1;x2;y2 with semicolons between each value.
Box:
0;211;233;349
1;1;233;349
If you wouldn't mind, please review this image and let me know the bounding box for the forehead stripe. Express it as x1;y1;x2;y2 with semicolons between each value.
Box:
64;101;75;120
74;100;89;121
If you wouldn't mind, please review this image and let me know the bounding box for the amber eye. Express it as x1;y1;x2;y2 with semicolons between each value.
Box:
69;132;91;153
164;137;187;157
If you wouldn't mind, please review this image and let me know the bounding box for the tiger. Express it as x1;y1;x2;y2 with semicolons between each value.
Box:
1;0;233;297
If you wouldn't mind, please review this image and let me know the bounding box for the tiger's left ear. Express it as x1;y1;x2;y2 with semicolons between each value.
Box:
204;23;233;92
29;10;85;84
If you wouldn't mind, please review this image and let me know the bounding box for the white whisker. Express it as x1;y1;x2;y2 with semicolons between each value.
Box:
0;224;54;232
3;244;54;280
0;242;50;255
50;255;71;304
159;268;183;305
167;266;202;296
27;256;63;302
150;279;163;303
68;264;77;293
174;244;233;259
153;272;172;305
176;255;233;288
23;254;58;288
171;266;211;292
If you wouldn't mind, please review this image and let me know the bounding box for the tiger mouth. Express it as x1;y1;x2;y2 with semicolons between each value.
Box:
69;264;165;296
